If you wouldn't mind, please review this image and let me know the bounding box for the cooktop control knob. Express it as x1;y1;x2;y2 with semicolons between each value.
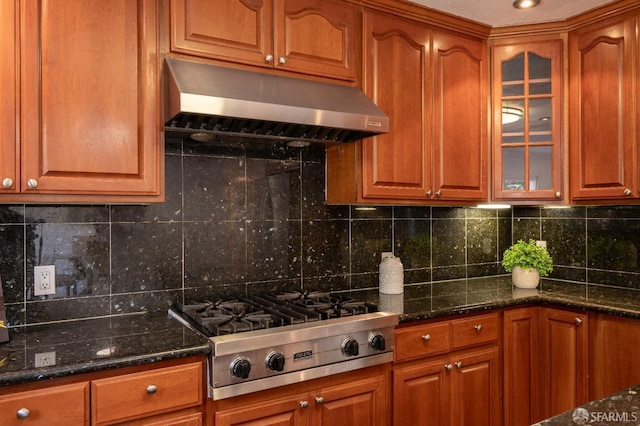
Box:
265;351;286;372
342;337;359;357
230;357;251;379
369;332;386;351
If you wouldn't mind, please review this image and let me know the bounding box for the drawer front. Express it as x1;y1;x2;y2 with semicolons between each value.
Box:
92;361;203;425
395;321;451;361
451;312;499;349
0;381;89;426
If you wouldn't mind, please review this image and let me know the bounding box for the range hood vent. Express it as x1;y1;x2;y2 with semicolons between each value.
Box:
164;59;389;145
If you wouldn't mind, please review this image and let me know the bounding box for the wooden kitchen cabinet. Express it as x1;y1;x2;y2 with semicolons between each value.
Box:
491;38;564;203
502;306;540;426
392;312;500;426
569;15;636;202
214;364;389;426
0;381;89;426
590;313;640;400
169;0;357;81
0;0;163;203
538;307;588;420
326;11;487;205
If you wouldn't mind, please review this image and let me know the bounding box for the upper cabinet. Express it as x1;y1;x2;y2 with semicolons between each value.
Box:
169;0;357;81
569;16;637;202
491;39;564;203
0;0;163;203
326;10;487;204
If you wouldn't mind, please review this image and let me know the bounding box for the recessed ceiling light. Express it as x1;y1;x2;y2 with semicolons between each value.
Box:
513;0;540;9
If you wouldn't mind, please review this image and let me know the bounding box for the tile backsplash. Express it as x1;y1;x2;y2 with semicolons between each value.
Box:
1;138;640;327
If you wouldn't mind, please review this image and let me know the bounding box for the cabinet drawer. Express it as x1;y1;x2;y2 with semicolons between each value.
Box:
451;313;499;349
395;321;451;361
0;381;89;426
91;362;203;425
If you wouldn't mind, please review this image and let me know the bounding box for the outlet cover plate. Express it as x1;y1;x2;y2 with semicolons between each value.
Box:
35;351;56;367
34;265;56;296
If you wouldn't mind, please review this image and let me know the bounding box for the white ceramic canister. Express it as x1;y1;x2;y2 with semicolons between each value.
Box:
379;255;404;294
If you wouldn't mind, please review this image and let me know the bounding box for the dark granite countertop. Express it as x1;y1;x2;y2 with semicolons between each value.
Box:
0;311;210;387
534;385;640;425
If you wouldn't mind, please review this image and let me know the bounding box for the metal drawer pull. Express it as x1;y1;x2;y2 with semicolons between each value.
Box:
146;384;157;395
474;324;483;332
16;408;30;419
455;361;463;368
27;179;38;189
624;188;632;196
315;396;324;405
421;334;431;342
300;400;309;409
574;318;583;326
444;364;452;371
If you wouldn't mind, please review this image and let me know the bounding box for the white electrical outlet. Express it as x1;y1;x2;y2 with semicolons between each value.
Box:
34;351;56;367
536;240;547;249
34;265;56;296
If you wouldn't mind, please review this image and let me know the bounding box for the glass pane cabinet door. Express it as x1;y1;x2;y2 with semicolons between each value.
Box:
493;41;563;202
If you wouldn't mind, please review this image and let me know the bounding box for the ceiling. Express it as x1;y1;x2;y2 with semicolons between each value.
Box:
407;0;618;27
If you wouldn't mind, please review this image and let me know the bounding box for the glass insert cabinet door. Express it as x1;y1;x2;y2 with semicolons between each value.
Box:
492;40;563;201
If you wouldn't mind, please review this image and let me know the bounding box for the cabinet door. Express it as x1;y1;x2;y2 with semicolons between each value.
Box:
569;18;635;201
432;31;487;201
590;313;640;400
361;11;431;201
170;0;273;68
19;0;161;198
503;307;539;426
450;348;500;426
492;39;563;202
0;0;18;194
538;307;588;419
215;393;308;426
393;360;449;426
313;374;387;426
275;0;356;81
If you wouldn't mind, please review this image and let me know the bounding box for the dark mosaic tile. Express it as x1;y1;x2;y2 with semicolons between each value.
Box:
512;206;541;218
300;144;326;163
0;205;24;223
587;218;640;272
246;279;302;295
467;263;501;278
350;219;393;274
551;266;586;283
183;283;248;302
182;154;246;222
302;219;350;277
111;289;182;315
246;220;301;281
350;272;378;290
182;138;246;157
541;206;586;218
184;221;247;287
164;135;183;154
394;219;430;269
498;217;513;258
431;219;465;267
301;275;349;293
467;218;499;264
0;224;24;304
111;154;183;223
403;268;431;284
542;218;586;268
512;217;540;241
25;205;109;224
351;206;392;219
587;270;640;290
432;266;466;281
394;206;430;219
26;223;110;300
432;207;465;219
4;303;25;327
245;158;301;221
466;208;499;219
110;223;182;293
588;205;640;219
302;160;349;220
25;296;110;323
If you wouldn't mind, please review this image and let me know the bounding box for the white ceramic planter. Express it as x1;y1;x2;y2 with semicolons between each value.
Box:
512;266;540;289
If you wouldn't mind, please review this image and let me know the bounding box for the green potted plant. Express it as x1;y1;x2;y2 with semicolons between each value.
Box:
502;239;553;288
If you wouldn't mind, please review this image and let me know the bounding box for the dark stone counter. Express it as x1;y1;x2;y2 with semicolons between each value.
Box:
534;385;640;425
0;311;210;387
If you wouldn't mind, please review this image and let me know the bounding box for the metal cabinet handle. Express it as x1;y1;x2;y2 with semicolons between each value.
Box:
624;188;632;196
474;324;483;332
315;396;324;405
2;178;13;189
435;190;442;197
444;364;452;371
16;408;30;419
454;361;463;368
146;384;157;395
278;56;287;64
426;190;432;197
422;334;431;342
574;318;583;326
27;179;38;189
265;54;274;63
300;400;309;409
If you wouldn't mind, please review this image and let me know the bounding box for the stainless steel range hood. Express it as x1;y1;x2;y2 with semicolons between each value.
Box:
164;59;389;145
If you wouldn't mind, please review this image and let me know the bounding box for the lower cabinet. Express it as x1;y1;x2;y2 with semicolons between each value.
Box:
392;312;501;426
213;364;389;426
